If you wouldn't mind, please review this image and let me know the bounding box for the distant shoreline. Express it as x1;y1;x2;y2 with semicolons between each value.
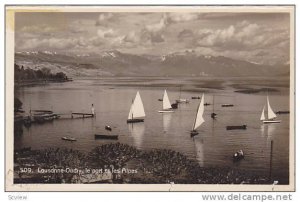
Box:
14;79;73;87
14;76;289;95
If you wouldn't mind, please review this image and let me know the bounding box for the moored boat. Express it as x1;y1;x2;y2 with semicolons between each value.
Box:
61;136;76;141
233;150;244;161
226;125;247;130
158;90;174;113
32;112;59;123
276;111;289;114
94;134;118;140
171;103;178;109
176;86;189;104
176;98;190;104
105;125;112;131
222;104;234;107
211;95;217;119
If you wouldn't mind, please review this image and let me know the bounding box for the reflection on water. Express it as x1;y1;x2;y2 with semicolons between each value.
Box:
128;122;145;149
162;113;172;133
194;136;205;167
14;78;290;183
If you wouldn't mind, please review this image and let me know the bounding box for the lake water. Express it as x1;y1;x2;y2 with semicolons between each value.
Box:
14;77;290;184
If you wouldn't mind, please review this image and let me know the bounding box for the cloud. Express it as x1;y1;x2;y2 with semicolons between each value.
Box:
149;32;165;43
145;17;167;32
97;28;116;38
21;24;59;33
123;31;140;43
18;37;79;51
165;13;200;24
195;21;289;52
69;19;95;34
95;13;114;26
178;29;194;40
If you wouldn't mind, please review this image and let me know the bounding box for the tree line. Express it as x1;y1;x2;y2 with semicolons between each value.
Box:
14;64;69;82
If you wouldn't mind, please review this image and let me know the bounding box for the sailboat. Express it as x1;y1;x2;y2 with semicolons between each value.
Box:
127;91;146;123
158;90;174;113
260;95;281;124
191;94;205;137
176;86;189;104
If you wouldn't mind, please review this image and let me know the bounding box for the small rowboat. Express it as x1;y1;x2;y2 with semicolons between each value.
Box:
94;134;118;140
222;104;234;107
233;150;244;161
226;125;247;130
105;125;112;131
61;136;76;141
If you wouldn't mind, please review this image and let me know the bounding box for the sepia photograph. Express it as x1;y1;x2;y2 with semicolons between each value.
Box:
5;5;295;191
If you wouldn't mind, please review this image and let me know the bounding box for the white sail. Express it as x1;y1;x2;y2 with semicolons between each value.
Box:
260;106;266;121
193;94;205;130
267;96;277;119
128;103;134;119
128;91;145;119
162;90;172;110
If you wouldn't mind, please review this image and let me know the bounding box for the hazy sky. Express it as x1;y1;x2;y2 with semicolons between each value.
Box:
15;12;290;65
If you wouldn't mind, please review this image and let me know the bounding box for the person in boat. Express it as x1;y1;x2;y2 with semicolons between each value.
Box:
233;150;244;160
105;125;112;131
91;104;95;116
211;113;217;119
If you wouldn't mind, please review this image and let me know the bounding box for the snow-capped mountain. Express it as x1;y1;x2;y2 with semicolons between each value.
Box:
14;50;289;77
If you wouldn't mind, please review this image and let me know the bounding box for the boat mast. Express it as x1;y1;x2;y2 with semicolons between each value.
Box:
179;85;182;99
212;95;215;114
131;98;134;120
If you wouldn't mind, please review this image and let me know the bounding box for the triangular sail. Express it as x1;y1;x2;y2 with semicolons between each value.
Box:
267;96;277;119
193;94;205;130
128;91;145;119
260;106;266;121
163;90;172;110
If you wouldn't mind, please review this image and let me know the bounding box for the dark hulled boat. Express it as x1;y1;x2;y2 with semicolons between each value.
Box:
226;125;247;130
94;134;118;140
233;150;244;161
127;119;144;123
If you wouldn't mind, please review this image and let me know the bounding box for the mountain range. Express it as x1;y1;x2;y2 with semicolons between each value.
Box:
14;50;289;77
